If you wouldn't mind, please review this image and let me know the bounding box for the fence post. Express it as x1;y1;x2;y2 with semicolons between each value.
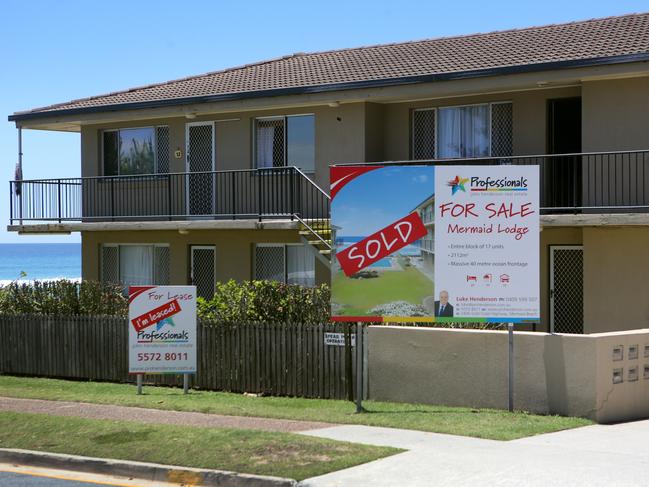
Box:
355;323;364;413
345;325;354;402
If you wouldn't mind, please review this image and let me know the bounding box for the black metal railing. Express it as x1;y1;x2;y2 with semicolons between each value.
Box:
8;151;649;229
9;167;330;226
333;150;649;214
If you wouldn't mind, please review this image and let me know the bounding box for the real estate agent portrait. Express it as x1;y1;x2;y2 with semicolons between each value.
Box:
434;290;454;317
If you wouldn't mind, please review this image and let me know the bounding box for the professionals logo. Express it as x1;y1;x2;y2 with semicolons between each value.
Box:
449;175;529;194
447;175;470;195
156;317;175;331
468;176;528;192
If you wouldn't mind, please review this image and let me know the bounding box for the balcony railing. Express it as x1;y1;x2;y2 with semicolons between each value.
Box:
9;166;330;226
334;150;649;214
8;151;649;228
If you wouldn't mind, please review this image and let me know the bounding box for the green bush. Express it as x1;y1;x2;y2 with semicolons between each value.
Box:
0;280;127;317
0;279;330;324
197;280;330;324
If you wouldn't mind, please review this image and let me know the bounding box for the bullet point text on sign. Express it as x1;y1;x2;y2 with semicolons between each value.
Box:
336;212;428;277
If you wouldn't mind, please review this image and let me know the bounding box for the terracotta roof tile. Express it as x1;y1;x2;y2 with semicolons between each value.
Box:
12;13;649;118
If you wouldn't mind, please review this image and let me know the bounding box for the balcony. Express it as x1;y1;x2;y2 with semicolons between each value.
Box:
8;151;649;231
9;166;329;226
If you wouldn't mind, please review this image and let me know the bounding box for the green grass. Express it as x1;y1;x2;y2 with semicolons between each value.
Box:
0;411;398;481
0;376;592;441
332;266;433;315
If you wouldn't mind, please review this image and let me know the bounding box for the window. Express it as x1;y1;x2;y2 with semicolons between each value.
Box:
412;102;512;159
254;115;315;173
254;244;315;287
101;244;169;288
102;126;170;176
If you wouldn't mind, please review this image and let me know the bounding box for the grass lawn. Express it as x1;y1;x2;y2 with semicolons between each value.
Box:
0;411;398;481
332;266;433;315
0;376;592;440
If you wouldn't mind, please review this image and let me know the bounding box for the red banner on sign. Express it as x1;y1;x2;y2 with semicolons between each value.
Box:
131;299;182;332
336;212;427;277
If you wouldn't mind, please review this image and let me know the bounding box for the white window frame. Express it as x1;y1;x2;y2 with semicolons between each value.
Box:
101;243;170;285
253;114;315;173
411;101;512;159
253;243;315;286
101;125;169;176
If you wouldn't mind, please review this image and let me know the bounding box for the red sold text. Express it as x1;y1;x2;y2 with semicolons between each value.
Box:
336;212;427;276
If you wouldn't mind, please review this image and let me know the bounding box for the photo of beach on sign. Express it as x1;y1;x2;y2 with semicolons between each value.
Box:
330;166;436;321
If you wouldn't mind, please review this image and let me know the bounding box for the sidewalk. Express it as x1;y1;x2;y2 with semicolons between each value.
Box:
0;396;330;433
299;421;649;486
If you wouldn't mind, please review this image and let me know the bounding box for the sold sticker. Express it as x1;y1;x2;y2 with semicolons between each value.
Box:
336;212;427;277
131;299;182;332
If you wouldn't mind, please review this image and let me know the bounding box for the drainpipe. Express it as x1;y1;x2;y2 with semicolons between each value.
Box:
16;126;23;225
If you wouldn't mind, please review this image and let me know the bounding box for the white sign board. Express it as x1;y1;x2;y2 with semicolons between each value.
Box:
324;332;356;347
128;285;197;374
434;166;540;323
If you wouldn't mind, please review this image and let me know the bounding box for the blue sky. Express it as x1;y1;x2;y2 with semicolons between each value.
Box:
332;167;434;236
1;0;647;242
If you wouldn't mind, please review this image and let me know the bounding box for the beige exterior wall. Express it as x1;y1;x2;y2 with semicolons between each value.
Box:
380;86;581;160
81;229;329;286
583;227;649;333
369;325;649;422
81;102;370;191
582;76;649;152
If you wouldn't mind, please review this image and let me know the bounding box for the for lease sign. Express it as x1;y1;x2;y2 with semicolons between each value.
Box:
330;165;539;323
128;285;197;374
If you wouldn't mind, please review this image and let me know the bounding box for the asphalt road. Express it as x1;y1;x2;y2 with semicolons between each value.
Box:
0;471;122;486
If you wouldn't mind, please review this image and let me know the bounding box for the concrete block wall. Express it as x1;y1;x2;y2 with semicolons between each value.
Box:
368;326;649;423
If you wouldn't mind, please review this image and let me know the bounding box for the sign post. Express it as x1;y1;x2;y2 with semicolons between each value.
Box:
128;285;197;394
508;323;514;412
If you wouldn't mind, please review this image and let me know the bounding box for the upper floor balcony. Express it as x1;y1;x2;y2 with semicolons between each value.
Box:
8;166;329;229
8;150;649;231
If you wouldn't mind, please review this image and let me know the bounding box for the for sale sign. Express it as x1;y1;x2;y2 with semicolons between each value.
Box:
128;285;197;374
330;165;539;323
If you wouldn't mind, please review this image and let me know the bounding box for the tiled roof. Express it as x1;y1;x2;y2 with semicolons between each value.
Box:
11;13;649;120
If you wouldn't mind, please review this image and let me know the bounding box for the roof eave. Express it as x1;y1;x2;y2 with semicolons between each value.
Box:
9;52;649;123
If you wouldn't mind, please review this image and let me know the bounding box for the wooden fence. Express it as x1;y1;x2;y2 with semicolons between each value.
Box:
0;315;367;400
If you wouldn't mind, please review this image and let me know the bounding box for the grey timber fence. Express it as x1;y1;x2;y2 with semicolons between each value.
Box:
0;315;367;400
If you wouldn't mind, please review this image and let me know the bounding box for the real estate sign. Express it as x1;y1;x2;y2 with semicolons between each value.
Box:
128;285;197;374
330;165;539;323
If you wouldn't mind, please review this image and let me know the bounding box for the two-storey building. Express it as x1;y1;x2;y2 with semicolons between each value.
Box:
8;13;649;334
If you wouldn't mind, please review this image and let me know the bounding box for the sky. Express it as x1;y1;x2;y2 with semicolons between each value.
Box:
1;0;647;243
332;167;434;236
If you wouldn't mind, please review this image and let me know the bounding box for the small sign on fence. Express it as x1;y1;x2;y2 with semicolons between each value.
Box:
324;332;355;347
128;285;197;375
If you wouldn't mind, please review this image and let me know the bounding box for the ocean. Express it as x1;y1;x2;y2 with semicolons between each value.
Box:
0;243;81;285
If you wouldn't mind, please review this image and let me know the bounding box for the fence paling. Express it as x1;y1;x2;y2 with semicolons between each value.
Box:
0;315;362;400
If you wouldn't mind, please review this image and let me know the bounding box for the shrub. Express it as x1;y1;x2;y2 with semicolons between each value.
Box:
197;280;330;324
0;279;330;324
0;280;127;317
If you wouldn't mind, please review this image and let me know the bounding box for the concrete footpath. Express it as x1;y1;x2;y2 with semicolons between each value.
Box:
0;396;329;432
298;421;649;486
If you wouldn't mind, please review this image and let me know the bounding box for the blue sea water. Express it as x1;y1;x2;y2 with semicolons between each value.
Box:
0;243;81;284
